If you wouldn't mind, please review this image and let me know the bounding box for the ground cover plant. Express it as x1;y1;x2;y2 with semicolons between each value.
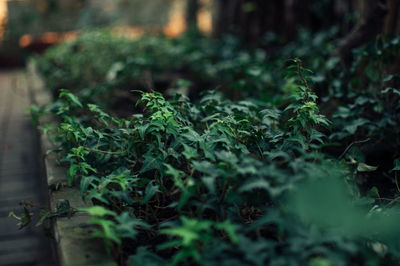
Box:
34;29;339;105
27;29;400;266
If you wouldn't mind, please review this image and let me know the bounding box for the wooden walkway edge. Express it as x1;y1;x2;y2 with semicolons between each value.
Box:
0;70;56;266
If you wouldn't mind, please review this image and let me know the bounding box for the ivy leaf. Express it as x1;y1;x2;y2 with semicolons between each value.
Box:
182;144;199;160
239;179;271;193
215;150;238;164
140;152;163;173
199;141;216;161
357;162;378;172
201;176;216;194
90;218;121;245
343;118;369;135
59;89;83;107
164;163;184;180
215;220;239;244
67;164;78;186
88;104;110;125
115;212;149;239
182;128;202;142
80;175;98;196
366;186;380;199
392;158;400;171
10;207;33;229
129;247;166;266
80;162;97;175
141;181;160;204
192;160;215;175
85;189;111;205
79;206;117;217
382;87;400;97
136;123;150;140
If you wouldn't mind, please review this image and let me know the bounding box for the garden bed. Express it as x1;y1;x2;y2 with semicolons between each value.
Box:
28;62;116;266
26;30;400;266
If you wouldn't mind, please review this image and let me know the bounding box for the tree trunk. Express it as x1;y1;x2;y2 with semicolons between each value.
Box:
212;0;316;41
338;0;388;68
186;0;199;31
212;0;239;37
284;0;311;39
384;0;400;35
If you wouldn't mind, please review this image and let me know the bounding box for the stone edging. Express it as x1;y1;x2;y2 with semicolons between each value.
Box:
27;62;117;266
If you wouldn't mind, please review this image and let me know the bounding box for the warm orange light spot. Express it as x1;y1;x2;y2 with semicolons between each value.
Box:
198;0;212;34
40;32;60;44
60;30;80;42
0;0;7;40
14;0;212;47
113;26;146;39
19;31;80;48
19;34;33;48
164;0;186;37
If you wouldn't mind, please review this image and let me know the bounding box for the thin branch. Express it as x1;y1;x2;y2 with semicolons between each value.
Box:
338;138;371;159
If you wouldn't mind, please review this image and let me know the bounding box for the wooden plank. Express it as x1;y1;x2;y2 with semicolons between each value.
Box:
0;70;56;265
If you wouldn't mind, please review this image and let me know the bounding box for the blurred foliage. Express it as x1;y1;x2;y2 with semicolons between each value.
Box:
35;28;339;104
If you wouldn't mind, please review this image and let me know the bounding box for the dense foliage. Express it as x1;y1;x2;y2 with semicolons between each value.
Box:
34;29;338;103
32;30;400;266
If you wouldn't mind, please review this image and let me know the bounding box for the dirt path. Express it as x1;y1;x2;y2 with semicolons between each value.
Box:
0;70;55;266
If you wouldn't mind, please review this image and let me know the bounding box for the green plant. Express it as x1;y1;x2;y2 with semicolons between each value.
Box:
28;29;400;266
284;58;330;149
159;217;238;265
35;87;398;265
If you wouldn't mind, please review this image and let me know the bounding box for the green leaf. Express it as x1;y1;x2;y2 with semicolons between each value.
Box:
192;160;215;175
392;159;400;171
136;123;150;140
59;89;83;107
343;118;369;135
215;220;239;244
80;175;98;196
88;104;110;125
115;212;149;239
357;162;378;172
129;247;166;266
140;152;163;174
67;164;79;186
141;181;160;204
309;257;332;266
182;128;202;142
366;186;380;199
164;163;184;180
80;162;97;175
239;179;271;193
182;144;198;160
215;150;238;164
365;63;380;82
90;218;121;245
79;206;117;217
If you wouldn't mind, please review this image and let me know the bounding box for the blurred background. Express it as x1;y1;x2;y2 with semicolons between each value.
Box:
0;0;212;67
0;0;398;68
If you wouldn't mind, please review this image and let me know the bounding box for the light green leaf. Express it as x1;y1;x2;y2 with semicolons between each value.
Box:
392;159;400;171
182;144;198;160
357;162;378;172
59;89;83;107
79;206;117;217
